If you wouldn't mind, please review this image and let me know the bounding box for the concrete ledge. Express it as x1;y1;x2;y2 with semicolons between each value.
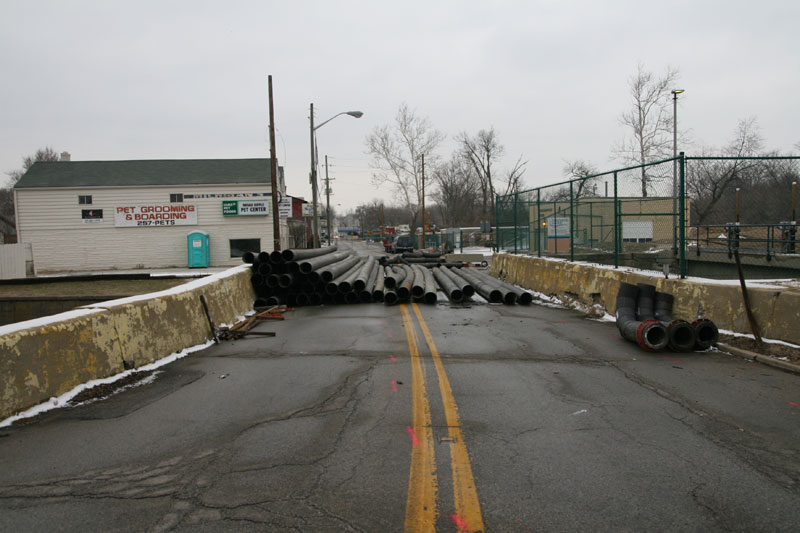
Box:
718;343;800;375
491;253;800;346
0;266;255;421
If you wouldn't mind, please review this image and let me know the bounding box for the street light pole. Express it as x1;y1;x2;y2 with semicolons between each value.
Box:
672;89;684;256
325;155;332;246
309;105;363;248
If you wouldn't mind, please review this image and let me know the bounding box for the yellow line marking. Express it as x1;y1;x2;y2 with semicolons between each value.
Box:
412;303;485;533
401;304;438;531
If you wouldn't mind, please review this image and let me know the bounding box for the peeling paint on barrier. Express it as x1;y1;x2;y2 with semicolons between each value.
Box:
0;266;255;422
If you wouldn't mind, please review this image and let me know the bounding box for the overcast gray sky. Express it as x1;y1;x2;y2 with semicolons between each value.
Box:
2;0;798;212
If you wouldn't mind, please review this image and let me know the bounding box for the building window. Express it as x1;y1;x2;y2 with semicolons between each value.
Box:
230;238;261;258
170;193;183;202
78;195;92;205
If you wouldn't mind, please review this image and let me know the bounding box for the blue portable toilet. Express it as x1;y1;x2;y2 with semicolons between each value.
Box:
187;231;210;268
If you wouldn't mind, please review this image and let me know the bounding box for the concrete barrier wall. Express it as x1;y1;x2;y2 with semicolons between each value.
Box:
0;266;255;421
491;254;800;346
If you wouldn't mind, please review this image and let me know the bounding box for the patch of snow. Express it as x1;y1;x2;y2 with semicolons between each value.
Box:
718;328;800;349
0;339;215;428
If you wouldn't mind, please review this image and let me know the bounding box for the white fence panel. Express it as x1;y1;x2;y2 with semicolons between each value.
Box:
0;243;31;279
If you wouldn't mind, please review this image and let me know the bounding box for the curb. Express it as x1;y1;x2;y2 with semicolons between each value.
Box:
718;342;800;376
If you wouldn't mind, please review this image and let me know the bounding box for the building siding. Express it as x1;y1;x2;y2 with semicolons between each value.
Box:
15;184;287;273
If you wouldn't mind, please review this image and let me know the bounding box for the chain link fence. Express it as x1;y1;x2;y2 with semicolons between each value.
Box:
497;155;800;279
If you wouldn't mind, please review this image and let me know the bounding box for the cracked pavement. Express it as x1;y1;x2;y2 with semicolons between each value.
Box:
1;282;799;531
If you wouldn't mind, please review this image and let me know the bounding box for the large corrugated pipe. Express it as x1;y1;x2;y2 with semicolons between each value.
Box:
384;288;399;305
421;266;438;304
318;255;360;283
470;269;532;305
282;245;337;262
372;268;386;303
654;291;697;352
616;282;669;352
451;267;503;303
433;267;463;303
397;265;415;300
411;265;426;299
353;256;377;292
442;267;474;298
384;265;406;289
299;251;351;275
338;258;366;293
692;318;719;350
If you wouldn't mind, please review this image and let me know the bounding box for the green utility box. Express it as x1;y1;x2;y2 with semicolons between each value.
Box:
187;231;210;268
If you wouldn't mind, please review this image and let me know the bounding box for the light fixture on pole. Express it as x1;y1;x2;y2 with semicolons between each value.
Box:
671;89;684;256
309;105;363;248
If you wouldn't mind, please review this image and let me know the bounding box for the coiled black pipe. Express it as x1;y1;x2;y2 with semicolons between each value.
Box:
692;318;719;350
615;282;669;352
636;283;656;320
654;291;697;352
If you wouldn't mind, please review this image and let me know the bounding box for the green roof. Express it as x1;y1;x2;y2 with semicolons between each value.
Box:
14;158;282;189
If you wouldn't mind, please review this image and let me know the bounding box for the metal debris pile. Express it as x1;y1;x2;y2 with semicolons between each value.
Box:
243;246;532;307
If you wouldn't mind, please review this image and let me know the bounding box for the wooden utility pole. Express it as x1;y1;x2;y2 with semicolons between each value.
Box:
268;75;280;251
421;153;425;250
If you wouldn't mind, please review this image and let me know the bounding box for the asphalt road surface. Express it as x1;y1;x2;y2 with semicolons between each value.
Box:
1;247;799;531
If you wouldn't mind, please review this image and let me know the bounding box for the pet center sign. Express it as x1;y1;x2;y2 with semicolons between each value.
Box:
222;200;270;216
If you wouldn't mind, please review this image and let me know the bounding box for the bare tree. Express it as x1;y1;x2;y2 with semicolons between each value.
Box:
365;104;444;231
564;159;598;200
614;64;680;197
458;128;504;222
499;155;528;197
2;146;61;223
688;117;765;224
430;155;481;227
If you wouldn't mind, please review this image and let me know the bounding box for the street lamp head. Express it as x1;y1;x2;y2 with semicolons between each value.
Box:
346;111;364;118
672;89;685;95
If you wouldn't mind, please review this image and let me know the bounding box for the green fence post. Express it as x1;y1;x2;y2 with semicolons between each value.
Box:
613;171;619;269
536;189;542;257
569;180;575;261
494;194;499;252
679;152;687;278
513;192;518;254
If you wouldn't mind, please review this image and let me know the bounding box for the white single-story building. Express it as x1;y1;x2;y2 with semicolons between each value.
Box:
13;157;289;273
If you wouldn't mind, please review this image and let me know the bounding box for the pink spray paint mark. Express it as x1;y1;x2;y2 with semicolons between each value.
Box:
386;333;394;339
663;355;684;364
392;380;398;392
378;321;387;326
451;513;469;532
390;354;397;362
790;401;799;407
406;426;420;446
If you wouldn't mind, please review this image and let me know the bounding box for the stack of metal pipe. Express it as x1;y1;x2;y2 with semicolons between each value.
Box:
244;248;533;308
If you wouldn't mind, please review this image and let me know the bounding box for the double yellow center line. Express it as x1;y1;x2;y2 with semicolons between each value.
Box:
401;303;484;532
